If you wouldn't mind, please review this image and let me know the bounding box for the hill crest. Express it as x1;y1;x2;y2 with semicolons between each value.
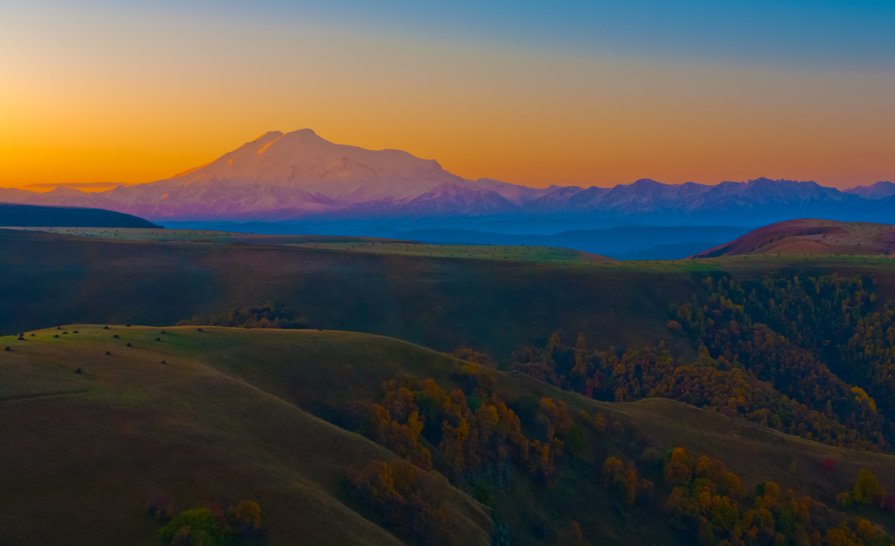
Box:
695;219;895;257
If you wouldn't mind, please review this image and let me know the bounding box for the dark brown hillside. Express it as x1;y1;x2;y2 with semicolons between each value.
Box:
696;219;895;257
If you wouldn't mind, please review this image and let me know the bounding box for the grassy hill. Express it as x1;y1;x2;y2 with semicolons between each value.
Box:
696;219;895;257
0;228;695;360
0;326;491;546
3;326;894;545
4;227;895;364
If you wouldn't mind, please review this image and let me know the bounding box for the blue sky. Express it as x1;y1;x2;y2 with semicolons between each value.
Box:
137;0;895;67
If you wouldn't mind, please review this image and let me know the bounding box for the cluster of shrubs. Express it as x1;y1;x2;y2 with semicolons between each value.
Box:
602;455;654;506
837;468;895;513
180;304;308;329
353;366;582;489
349;367;589;542
596;447;893;546
352;459;448;545
148;496;265;546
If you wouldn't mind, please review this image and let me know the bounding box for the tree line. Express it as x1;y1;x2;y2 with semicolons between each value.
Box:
512;273;895;451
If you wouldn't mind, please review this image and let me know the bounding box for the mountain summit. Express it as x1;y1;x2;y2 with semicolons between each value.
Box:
169;129;462;200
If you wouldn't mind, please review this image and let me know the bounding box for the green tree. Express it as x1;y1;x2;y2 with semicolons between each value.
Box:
158;508;225;545
851;468;885;506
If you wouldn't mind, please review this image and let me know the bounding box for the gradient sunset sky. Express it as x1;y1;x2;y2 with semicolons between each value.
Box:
1;0;893;189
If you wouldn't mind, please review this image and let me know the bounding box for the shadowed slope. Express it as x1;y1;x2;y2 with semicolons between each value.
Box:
0;326;491;546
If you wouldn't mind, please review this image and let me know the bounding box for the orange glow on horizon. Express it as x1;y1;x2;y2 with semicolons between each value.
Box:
1;7;892;191
2;118;891;191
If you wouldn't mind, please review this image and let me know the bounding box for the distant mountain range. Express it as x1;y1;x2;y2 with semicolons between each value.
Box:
845;181;895;200
1;129;893;227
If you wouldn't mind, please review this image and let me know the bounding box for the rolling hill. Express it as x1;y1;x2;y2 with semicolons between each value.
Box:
695;219;895;257
0;203;158;228
0;327;491;546
4;226;895;361
4;226;895;544
3;326;894;545
0;228;688;360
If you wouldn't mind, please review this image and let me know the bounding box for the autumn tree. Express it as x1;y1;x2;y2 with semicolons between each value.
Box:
602;456;642;506
232;499;262;535
452;347;497;368
849;469;886;507
663;448;692;487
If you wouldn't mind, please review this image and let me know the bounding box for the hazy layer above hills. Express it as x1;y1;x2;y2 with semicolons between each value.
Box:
697;219;895;257
162;221;751;260
1;129;893;228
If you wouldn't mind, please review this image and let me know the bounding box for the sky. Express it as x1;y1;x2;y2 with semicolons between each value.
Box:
1;0;893;190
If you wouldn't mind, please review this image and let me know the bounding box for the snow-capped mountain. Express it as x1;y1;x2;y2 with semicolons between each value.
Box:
90;129;498;219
